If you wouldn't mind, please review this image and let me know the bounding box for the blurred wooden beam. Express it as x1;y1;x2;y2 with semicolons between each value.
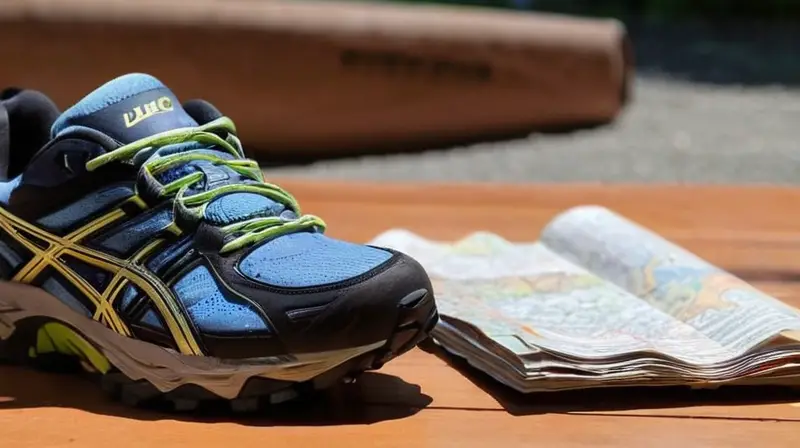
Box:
0;0;631;159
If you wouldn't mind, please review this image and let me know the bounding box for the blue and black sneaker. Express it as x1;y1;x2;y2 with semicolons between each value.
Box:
0;74;438;411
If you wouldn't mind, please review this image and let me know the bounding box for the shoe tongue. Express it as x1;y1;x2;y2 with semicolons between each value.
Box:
51;74;296;234
50;73;198;143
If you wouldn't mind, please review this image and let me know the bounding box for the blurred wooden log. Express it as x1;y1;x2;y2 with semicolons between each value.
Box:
0;0;631;159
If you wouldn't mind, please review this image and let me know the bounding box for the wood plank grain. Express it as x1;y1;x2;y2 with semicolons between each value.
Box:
5;399;800;448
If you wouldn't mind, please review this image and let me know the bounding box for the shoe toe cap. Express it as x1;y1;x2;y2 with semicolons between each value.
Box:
237;232;394;288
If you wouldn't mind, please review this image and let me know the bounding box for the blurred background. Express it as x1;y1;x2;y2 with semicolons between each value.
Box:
1;0;798;183
273;0;799;183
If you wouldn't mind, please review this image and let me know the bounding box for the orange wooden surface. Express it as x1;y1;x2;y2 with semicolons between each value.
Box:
4;180;800;447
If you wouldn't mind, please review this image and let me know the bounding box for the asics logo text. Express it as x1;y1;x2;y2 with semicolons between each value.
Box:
123;96;174;128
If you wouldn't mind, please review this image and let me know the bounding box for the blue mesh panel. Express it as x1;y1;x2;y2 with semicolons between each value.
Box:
156;155;244;195
92;208;173;256
145;236;193;275
41;277;92;317
51;74;165;136
37;184;134;232
172;265;269;334
204;193;283;226
157;164;198;185
239;233;392;288
116;284;140;313
140;309;165;329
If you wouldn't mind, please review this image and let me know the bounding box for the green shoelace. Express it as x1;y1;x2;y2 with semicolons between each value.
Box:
85;117;326;254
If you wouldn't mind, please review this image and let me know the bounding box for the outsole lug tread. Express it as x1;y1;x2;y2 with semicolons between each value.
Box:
269;389;300;405
231;397;260;413
172;398;200;412
100;374;124;397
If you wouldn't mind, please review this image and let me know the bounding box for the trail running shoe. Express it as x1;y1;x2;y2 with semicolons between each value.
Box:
0;74;438;411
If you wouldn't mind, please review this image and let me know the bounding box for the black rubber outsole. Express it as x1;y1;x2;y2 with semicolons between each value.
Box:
0;289;439;413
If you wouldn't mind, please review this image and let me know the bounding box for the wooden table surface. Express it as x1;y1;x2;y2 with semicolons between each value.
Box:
4;180;800;447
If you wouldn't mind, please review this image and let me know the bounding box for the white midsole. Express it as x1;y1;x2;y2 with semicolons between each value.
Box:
0;281;384;399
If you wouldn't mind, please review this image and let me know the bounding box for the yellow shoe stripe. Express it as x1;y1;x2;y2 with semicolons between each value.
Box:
0;202;203;356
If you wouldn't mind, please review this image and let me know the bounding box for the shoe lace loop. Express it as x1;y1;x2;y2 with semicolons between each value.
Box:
85;117;326;254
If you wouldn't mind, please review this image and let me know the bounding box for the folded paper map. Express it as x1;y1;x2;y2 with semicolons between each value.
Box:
368;206;800;393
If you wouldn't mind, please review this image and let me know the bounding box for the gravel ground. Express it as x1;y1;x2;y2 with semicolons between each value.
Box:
265;21;800;184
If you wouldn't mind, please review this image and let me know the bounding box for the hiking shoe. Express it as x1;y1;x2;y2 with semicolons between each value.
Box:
0;74;438;411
